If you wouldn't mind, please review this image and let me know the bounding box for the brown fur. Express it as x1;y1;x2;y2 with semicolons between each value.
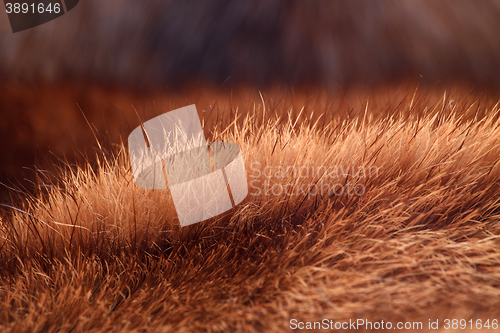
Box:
1;1;500;87
1;85;500;332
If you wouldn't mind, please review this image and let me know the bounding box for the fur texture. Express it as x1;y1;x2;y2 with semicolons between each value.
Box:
1;86;500;331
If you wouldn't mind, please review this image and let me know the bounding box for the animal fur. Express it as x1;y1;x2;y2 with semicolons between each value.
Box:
1;86;500;332
1;1;500;87
1;1;500;331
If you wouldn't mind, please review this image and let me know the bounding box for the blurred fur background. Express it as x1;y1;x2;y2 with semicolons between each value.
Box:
1;0;500;198
1;1;500;332
2;0;500;86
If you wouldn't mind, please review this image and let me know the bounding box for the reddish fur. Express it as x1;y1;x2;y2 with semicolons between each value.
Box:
1;85;500;332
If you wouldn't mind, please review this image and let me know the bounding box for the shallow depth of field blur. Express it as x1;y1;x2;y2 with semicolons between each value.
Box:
1;1;500;332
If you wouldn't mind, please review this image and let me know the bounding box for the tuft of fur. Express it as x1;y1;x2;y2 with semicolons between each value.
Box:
1;86;500;332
